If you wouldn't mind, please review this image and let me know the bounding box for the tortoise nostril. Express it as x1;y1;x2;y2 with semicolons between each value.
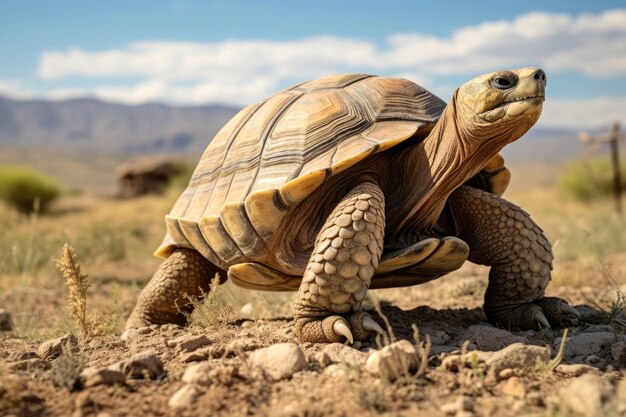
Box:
533;69;546;82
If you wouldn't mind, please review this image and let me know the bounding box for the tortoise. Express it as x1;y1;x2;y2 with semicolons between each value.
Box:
126;67;579;343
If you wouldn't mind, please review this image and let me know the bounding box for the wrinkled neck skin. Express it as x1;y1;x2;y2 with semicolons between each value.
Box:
388;91;519;241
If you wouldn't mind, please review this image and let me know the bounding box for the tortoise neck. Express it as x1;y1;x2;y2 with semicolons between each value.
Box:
390;93;503;238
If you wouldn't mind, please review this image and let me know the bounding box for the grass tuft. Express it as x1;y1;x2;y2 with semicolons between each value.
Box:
55;243;91;338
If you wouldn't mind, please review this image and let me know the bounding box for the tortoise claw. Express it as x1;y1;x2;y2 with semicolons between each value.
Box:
534;311;551;330
361;316;384;335
333;320;354;344
560;302;581;318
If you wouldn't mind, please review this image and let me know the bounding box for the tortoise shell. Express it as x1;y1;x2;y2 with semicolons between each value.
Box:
157;74;448;272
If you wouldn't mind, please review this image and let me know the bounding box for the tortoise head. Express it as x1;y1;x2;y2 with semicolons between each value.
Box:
455;67;546;142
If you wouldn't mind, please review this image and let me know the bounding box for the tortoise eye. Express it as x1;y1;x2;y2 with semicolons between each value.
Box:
491;75;515;90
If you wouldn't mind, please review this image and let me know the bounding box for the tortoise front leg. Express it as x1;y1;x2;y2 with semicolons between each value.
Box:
447;186;580;329
294;181;385;343
126;248;223;329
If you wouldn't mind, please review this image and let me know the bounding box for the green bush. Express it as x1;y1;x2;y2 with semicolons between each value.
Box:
0;166;61;213
558;157;626;202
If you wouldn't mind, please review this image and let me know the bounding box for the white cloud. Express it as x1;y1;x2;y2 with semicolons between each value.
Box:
38;9;626;85
1;8;623;130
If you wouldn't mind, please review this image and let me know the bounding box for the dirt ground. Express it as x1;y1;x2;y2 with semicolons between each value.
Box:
1;168;626;417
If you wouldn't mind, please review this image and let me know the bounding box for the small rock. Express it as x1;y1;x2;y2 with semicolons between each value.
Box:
7;357;50;371
439;350;494;372
611;340;626;365
554;332;618;357
526;392;544;407
584;355;605;367
110;351;164;379
555;363;595;377
120;326;152;342
37;334;78;359
81;367;126;387
309;351;332;368
240;303;254;317
583;324;618;333
498;368;515;380
463;325;525;351
425;329;450;345
240;320;254;329
365;340;419;381
323;363;349;378
170;334;211;353
500;376;526;399
322;343;368;366
182;362;213;385
559;374;612;415
168;384;202;408
248;343;307;380
431;345;459;355
0;309;14;331
180;348;210;363
486;343;550;377
225;338;259;355
440;396;474;415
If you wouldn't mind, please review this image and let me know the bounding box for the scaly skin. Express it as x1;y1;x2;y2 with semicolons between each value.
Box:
125;248;222;329
294;181;385;343
447;186;577;329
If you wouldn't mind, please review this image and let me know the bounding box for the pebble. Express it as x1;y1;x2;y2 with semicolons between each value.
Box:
182;362;213;385
308;351;332;368
179;348;211;363
225;337;259;355
80;367;126;388
109;351;165;380
559;374;612;416
441;396;474;415
322;343;368;366
248;343;307;380
0;309;14;331
554;363;595;377
365;340;419;381
168;334;211;353
500;376;526;399
37;334;78;359
168;384;202;408
554;332;618;357
463;325;525;351
485;343;550;377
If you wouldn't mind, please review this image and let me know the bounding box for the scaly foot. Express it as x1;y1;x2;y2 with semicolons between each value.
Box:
294;310;384;343
486;296;580;330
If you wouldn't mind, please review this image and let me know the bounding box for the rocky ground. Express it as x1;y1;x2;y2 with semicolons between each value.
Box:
1;277;626;417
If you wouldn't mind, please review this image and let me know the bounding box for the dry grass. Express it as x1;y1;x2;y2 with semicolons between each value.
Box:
55;243;91;338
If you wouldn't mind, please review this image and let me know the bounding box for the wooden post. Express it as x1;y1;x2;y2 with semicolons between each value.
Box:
610;122;622;214
579;121;624;214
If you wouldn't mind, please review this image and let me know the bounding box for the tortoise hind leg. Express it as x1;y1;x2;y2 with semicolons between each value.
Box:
447;186;579;330
126;248;224;329
294;181;385;344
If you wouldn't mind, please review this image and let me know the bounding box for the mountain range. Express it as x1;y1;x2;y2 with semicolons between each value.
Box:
0;94;588;162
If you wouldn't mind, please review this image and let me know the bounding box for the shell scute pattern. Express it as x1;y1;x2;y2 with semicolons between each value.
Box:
157;74;445;271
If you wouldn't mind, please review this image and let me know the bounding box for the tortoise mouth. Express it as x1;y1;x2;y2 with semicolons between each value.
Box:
499;94;545;107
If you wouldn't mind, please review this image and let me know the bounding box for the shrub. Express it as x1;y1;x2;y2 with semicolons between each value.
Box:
0;166;60;213
558;157;626;202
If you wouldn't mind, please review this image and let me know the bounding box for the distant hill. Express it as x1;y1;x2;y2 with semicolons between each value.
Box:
0;95;239;154
0;94;588;162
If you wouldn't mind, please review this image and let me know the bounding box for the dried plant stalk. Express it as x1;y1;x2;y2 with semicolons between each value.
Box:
55;243;91;337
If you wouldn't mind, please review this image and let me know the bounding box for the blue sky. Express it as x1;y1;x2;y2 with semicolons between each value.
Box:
1;1;625;128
